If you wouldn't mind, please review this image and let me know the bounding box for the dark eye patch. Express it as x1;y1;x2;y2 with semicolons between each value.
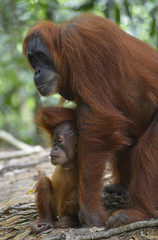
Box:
53;137;63;146
58;138;63;144
36;51;45;59
28;54;37;69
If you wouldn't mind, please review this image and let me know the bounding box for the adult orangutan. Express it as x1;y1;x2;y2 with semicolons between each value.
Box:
23;14;158;228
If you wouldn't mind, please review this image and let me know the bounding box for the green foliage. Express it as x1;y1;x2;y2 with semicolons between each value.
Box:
0;0;158;146
114;3;120;24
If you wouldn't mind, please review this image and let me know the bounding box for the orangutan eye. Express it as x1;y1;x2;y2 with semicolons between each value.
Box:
28;54;37;69
58;137;63;145
36;51;44;59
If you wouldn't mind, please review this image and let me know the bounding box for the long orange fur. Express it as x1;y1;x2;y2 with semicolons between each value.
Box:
24;15;158;227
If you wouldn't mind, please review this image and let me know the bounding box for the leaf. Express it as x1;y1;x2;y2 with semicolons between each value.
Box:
124;0;132;20
76;0;96;11
28;189;36;194
115;3;120;24
150;18;156;37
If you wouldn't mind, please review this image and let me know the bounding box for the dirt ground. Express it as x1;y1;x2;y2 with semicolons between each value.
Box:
1;149;158;240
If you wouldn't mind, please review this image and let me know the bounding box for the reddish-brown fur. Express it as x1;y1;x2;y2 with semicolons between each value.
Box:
32;107;80;234
36;107;77;136
24;15;158;227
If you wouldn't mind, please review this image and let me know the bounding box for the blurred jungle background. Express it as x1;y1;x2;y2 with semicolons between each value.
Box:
1;0;158;147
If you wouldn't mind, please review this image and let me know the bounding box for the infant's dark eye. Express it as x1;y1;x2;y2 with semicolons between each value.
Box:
58;138;63;144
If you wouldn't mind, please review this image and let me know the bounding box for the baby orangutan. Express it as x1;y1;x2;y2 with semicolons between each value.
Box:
31;107;80;234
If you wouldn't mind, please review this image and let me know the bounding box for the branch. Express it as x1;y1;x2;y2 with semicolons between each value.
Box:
0;204;36;215
0;130;36;150
44;219;158;240
0;156;49;174
76;219;158;240
0;211;37;222
0;130;43;160
0;146;44;160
